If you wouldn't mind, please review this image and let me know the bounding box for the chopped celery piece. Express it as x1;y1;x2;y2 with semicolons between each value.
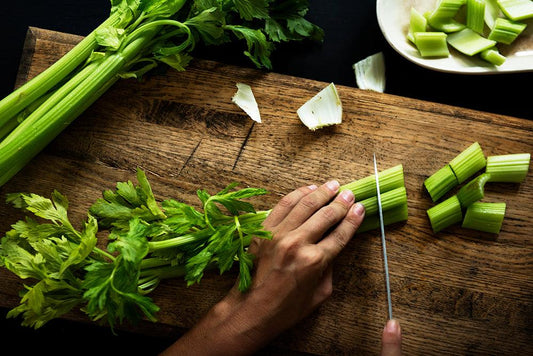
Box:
462;202;506;234
357;204;409;233
428;0;468;32
414;32;450;57
424;164;459;202
447;28;497;55
232;83;261;123
480;47;507;65
408;7;428;43
297;83;342;131
353;52;386;93
340;164;404;201
485;0;503;29
488;18;527;44
449;142;487;183
486;153;531;182
359;187;407;216
496;0;533;20
457;173;491;208
427;195;463;233
467;0;487;33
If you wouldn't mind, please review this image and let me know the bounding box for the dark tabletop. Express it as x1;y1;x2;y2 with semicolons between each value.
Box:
0;0;531;354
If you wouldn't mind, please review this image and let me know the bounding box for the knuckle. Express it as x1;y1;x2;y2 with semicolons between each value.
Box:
299;195;321;211
329;229;350;250
277;194;296;209
319;205;342;225
300;248;326;269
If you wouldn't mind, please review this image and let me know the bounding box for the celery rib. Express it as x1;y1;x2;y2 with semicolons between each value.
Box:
449;142;487;184
497;0;533;20
462;202;506;234
414;32;450;57
456;173;491;208
358;187;407;216
427;195;463;233
488;18;527;44
357;204;409;233
424;164;459;202
467;0;486;34
486;153;531;182
447;28;497;56
340;164;404;201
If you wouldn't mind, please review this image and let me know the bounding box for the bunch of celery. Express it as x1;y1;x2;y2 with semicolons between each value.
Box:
408;0;533;66
0;0;323;187
424;142;530;233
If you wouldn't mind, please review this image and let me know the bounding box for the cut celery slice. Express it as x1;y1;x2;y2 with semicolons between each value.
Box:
357;203;409;233
424;164;459;202
414;32;450;57
480;47;507;65
467;0;487;33
340;164;404;201
488;17;527;44
353;52;386;93
462;202;506;234
427;0;468;32
497;0;533;20
358;186;407;216
232;83;262;123
408;7;428;43
457;173;491;208
427;195;463;233
449;142;487;184
485;0;503;29
297;83;342;131
486;153;531;182
447;28;497;55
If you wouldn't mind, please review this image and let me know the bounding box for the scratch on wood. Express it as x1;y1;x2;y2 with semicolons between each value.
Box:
232;123;255;171
178;139;202;177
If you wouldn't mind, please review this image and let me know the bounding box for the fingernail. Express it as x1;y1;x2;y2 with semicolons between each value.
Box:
352;203;365;216
326;180;340;192
338;189;354;203
308;184;318;191
385;319;400;334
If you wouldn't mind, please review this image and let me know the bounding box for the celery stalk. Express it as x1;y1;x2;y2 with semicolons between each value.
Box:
427;195;463;232
480;47;506;66
414;32;450;57
485;0;503;29
496;0;533;20
486;153;531;182
462;202;506;233
488;18;527;44
340;164;404;201
424;164;459;202
357;204;409;233
358;187;407;216
427;0;467;32
456;173;491;208
467;0;487;33
449;142;487;184
447;28;497;56
408;7;428;43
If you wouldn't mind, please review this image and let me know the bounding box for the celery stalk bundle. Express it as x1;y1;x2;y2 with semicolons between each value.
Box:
0;0;324;188
424;142;530;234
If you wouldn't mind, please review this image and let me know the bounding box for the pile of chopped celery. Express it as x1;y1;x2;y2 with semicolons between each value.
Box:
340;164;409;233
424;142;530;234
408;0;533;66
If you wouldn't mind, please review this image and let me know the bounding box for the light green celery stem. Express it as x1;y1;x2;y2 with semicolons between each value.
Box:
462;202;506;234
447;28;497;56
408;7;427;43
480;48;506;66
456;173;491;208
414;32;450;57
340;164;404;201
357;204;408;233
139;264;187;280
424;164;458;202
449;142;487;184
0;30;159;187
427;0;467;32
147;211;270;252
0;11;122;128
467;0;486;34
485;0;501;29
497;0;533;20
427;195;462;233
358;187;407;216
486;153;531;182
488;18;527;44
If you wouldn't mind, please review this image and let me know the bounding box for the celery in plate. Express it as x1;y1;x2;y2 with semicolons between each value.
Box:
480;47;507;66
486;153;531;182
408;7;428;43
462;202;506;234
427;195;463;233
456;172;491;208
488;17;527;44
414;32;450;57
447;28;497;56
496;0;533;20
424;164;459;202
466;0;486;34
427;0;467;32
449;142;487;184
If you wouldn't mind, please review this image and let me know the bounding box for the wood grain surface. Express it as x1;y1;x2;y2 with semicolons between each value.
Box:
0;27;532;355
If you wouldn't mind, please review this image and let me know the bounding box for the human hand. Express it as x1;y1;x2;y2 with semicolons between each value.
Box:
381;319;402;356
162;180;365;356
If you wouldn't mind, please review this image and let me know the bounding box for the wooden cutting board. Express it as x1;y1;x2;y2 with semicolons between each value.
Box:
0;27;531;355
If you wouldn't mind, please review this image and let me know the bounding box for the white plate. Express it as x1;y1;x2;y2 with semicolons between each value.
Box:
376;0;533;74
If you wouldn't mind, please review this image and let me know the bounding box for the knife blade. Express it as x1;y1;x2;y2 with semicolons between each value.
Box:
373;153;393;320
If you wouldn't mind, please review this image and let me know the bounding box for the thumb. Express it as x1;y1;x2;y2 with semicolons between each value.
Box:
381;319;402;356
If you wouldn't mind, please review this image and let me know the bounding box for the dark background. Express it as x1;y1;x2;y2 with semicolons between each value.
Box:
0;0;530;354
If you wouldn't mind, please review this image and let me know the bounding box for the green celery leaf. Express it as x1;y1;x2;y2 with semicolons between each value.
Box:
185;248;213;286
108;218;149;264
95;27;126;51
265;18;288;42
225;25;273;69
58;215;98;276
136;168;166;219
231;0;269;20
237;250;254;292
185;7;227;45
